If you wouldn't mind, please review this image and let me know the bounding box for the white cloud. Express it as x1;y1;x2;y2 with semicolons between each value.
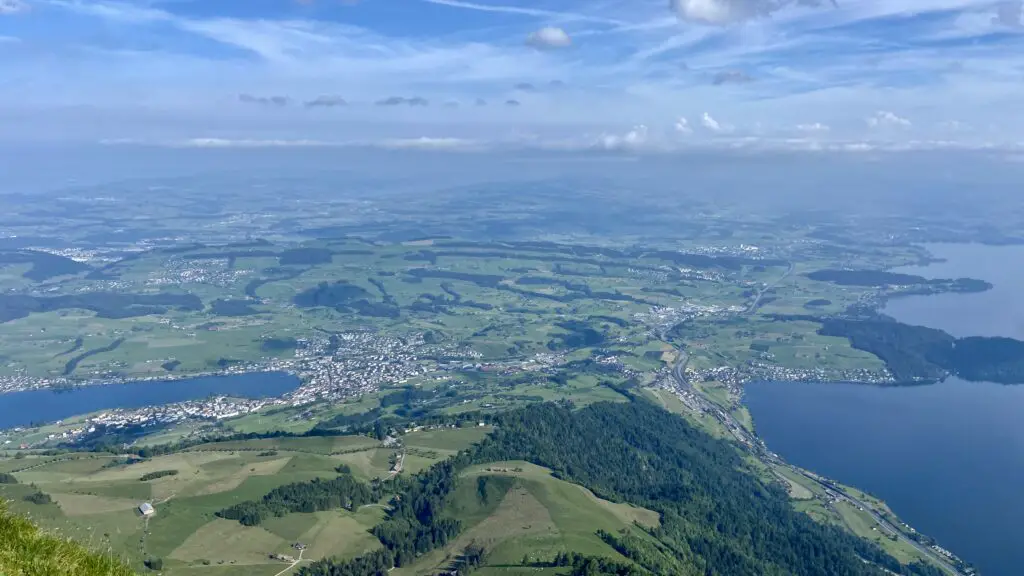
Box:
668;0;816;24
177;138;333;148
675;117;692;134
796;122;830;132
597;125;649;150
867;111;911;128
701;112;733;133
0;0;28;14
525;27;572;49
378;137;480;150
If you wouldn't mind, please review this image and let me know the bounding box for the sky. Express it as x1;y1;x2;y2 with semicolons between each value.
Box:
1;0;1023;151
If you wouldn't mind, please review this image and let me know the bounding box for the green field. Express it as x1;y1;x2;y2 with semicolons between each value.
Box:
394;461;660;575
0;427;490;576
0;235;907;390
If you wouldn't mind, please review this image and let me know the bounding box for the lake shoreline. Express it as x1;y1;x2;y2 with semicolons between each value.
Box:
745;243;1024;576
0;371;301;431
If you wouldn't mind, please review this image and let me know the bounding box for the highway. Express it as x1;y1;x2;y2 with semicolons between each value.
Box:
744;261;795;314
665;350;966;576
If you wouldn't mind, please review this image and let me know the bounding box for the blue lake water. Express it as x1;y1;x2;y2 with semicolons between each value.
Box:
745;243;1024;576
0;371;299;429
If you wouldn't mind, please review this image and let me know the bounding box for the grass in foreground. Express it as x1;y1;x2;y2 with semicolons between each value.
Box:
0;500;136;576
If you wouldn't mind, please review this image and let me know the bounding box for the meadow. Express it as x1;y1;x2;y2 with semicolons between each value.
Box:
0;427;488;576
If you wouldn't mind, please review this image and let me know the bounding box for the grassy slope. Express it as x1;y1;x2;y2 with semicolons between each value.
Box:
0;500;136;576
394;460;661;575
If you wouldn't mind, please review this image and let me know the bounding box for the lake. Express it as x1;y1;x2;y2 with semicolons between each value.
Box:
0;371;300;429
745;243;1024;576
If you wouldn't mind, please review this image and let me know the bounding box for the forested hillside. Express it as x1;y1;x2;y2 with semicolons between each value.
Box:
301;400;945;576
820;318;1024;384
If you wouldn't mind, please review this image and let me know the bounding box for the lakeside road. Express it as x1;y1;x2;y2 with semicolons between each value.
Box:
666;350;966;576
788;468;962;576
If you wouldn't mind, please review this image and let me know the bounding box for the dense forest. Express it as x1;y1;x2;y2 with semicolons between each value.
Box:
0;291;203;324
139;470;177;481
300;400;943;576
806;270;991;293
217;474;377;526
820;319;1024;384
475;401;943;576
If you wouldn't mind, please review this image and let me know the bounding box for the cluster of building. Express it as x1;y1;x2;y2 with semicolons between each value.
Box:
90;395;285;428
31;247;122;264
287;331;466;404
34;395;288;445
689;244;765;256
633;303;726;336
676;267;726;283
146;257;251;288
698;362;895;388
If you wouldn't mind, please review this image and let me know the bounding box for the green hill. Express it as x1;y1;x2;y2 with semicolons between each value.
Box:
0;401;952;576
300;400;947;576
0;500;136;576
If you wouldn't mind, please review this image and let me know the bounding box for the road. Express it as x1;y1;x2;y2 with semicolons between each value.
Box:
273;548;304;576
665;348;965;576
787;467;962;576
744;261;795;314
668;351;757;447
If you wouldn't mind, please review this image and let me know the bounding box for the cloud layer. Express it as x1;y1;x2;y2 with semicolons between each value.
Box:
0;0;1022;149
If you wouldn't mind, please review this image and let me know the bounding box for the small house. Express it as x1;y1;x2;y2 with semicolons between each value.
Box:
139;503;155;517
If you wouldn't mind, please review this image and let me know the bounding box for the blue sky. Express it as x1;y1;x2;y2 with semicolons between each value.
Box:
1;0;1022;150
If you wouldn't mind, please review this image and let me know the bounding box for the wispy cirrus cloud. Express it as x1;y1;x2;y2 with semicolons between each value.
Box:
1;0;1022;149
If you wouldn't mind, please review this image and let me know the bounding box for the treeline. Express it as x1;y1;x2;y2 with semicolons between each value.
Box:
303;400;942;576
446;543;487;575
598;529;690;575
298;460;467;575
209;298;259;317
294;281;400;318
473;401;944;576
370;459;463;566
69;406;496;456
553;551;644;576
807;270;991;293
217;475;376;526
819;319;953;382
820;318;1024;384
403;268;655;306
0;250;90;281
24;491;52;505
0;291;203;324
140;470;178;481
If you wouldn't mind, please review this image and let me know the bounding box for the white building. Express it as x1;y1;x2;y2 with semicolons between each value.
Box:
139;503;155;517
